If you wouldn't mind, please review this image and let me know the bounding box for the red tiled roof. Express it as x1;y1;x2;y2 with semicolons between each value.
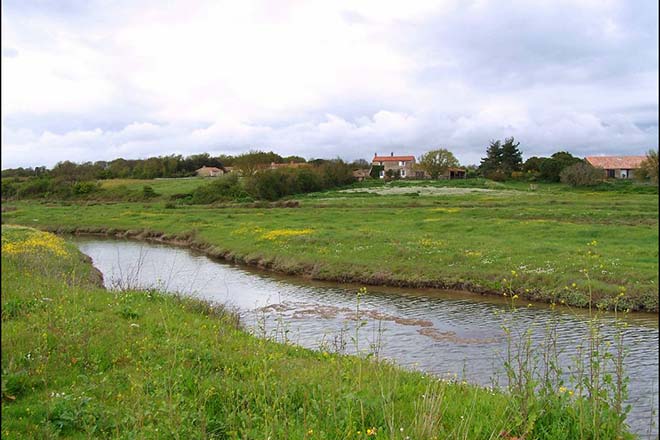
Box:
585;156;645;169
372;155;415;162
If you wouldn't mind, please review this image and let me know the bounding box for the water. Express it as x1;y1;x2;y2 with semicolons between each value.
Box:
73;237;659;438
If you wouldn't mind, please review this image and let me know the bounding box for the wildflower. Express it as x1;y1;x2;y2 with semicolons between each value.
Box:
260;228;313;241
571;283;577;288
559;386;567;393
307;429;313;435
366;427;377;436
512;295;519;300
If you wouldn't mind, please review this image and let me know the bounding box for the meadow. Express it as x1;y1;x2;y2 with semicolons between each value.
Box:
1;225;636;438
2;179;657;312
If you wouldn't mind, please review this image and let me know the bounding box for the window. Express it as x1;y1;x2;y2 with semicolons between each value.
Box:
607;169;615;178
401;169;406;177
399;161;406;166
379;170;385;178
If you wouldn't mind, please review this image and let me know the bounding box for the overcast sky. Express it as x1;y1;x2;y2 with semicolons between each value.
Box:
2;0;658;169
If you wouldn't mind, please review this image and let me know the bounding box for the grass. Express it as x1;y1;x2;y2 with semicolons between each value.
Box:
0;226;636;438
2;179;657;312
98;177;212;198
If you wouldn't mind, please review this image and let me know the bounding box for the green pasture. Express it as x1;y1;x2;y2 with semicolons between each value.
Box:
2;179;657;311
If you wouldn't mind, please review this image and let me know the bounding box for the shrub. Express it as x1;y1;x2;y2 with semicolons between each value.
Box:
15;177;53;198
318;159;355;187
73;181;98;195
636;149;659;184
1;180;18;199
191;173;247;204
246;169;299;201
560;163;603;186
484;170;507;182
142;185;158;199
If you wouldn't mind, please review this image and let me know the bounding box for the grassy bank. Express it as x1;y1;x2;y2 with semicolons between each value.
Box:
2;179;657;312
1;226;635;438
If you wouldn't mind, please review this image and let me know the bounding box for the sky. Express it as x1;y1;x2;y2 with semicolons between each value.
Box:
1;0;658;169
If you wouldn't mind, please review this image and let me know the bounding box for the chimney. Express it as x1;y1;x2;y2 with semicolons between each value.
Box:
391;152;394;156
374;152;377;157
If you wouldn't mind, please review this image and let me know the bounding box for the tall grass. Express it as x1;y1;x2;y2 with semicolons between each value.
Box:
497;242;635;439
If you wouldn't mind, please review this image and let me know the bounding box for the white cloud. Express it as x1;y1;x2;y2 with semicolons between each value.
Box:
1;0;657;169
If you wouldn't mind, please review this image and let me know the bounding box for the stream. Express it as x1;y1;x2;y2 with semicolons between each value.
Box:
73;237;659;438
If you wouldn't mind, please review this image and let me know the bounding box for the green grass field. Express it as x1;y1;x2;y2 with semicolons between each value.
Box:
98;177;212;197
0;226;636;438
2;179;658;311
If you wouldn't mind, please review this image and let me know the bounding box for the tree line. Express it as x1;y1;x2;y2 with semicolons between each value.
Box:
0;152;309;180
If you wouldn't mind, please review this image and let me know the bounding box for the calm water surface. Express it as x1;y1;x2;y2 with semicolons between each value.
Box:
73;237;659;438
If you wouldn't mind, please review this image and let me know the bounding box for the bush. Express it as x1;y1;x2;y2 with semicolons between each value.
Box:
191;173;247;204
73;181;98;195
484;170;507;182
318;160;354;187
1;180;19;199
142;185;158;199
246;169;299;201
16;177;54;198
560;163;603;187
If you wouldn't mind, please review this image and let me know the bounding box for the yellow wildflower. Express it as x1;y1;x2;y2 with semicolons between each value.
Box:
260;228;314;241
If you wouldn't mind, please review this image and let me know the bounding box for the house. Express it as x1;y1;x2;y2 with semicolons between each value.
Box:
447;167;466;179
585;156;646;179
371;153;416;179
352;169;370;181
196;166;224;177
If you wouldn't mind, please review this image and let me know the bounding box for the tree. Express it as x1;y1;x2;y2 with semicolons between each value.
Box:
234;150;283;176
418;148;460;179
637;149;659;184
282;155;307;163
350;158;370;169
478;140;504;176
479;137;523;179
500;137;523;175
523;156;544;173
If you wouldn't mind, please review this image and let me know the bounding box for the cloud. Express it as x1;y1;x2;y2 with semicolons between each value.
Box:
1;0;657;169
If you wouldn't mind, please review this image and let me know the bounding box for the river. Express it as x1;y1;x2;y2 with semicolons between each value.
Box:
73;237;659;438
